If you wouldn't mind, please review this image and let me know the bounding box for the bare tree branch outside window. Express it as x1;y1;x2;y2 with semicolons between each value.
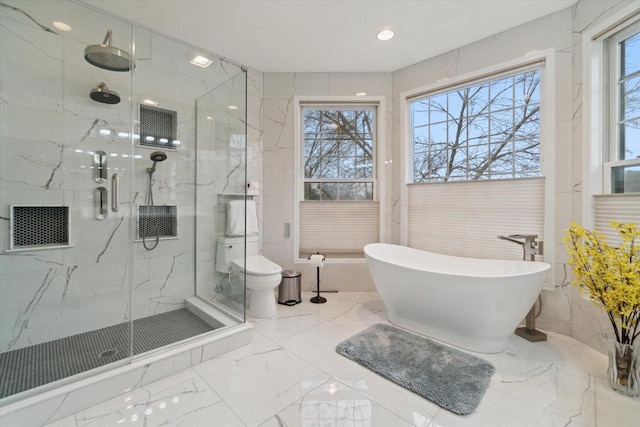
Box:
303;108;375;200
411;70;541;183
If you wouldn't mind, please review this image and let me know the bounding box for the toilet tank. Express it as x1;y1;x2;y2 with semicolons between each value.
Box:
215;235;259;273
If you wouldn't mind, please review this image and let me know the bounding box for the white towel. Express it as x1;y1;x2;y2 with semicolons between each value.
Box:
227;199;259;236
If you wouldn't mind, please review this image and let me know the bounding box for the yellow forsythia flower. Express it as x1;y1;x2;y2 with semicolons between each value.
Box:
563;222;640;345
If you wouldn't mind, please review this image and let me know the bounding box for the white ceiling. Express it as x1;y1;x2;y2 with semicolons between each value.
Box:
83;0;578;73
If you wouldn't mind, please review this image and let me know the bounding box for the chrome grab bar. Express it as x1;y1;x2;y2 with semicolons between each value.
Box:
111;173;119;212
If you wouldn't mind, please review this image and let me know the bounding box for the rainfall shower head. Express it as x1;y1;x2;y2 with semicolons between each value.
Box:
148;151;167;174
90;82;120;104
84;29;131;72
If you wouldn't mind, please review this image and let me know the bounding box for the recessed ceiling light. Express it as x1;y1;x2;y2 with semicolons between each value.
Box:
355;92;367;96
190;55;212;68
172;140;181;145
228;105;238;110
376;29;394;41
142;99;158;106
52;21;71;32
206;116;214;120
99;129;111;135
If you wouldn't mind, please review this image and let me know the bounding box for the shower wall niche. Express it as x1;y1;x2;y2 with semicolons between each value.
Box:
0;0;255;402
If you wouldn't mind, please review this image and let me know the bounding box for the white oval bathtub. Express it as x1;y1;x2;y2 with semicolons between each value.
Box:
364;243;550;353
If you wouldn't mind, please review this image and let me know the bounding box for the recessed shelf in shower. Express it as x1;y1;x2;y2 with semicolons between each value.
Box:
7;205;73;252
139;104;178;150
137;205;178;240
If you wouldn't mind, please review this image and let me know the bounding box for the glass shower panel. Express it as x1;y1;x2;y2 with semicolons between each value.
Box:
195;72;248;321
0;0;133;398
130;28;246;350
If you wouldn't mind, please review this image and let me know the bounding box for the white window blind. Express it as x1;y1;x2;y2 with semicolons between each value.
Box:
407;177;545;261
299;201;379;257
594;194;640;243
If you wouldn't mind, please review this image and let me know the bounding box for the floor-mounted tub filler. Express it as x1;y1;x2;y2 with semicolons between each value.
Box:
364;243;550;353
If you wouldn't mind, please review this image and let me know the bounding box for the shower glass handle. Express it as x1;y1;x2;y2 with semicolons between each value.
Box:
111;173;119;212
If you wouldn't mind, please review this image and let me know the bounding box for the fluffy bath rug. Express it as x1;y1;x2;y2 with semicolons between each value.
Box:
336;323;495;415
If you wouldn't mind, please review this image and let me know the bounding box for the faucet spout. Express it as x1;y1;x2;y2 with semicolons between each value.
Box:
497;235;524;246
497;234;543;261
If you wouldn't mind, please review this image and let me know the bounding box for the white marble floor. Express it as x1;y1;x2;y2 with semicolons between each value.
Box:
46;292;640;427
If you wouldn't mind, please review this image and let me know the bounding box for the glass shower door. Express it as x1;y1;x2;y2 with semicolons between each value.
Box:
0;0;134;398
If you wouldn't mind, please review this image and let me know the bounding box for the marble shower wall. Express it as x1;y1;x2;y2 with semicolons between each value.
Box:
262;73;392;291
0;0;253;352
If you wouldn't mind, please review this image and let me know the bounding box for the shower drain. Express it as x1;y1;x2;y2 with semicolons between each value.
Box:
98;349;118;358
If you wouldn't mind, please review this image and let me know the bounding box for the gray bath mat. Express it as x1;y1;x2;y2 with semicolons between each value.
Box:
336;323;495;415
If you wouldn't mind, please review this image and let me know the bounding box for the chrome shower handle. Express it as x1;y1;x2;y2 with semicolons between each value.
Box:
111;173;119;212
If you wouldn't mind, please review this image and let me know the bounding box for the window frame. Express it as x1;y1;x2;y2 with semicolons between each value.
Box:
300;104;378;201
293;96;386;264
603;20;640;193
407;64;543;184
582;3;640;227
400;50;556;247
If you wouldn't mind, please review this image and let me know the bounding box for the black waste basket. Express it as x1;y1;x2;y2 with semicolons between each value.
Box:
278;270;301;306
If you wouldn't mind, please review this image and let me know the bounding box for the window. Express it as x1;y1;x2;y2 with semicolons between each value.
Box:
295;100;383;260
401;53;554;285
302;106;376;200
606;22;640;193
410;68;541;182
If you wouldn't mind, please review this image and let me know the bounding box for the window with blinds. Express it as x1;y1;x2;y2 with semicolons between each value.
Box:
299;201;379;258
594;194;640;243
297;102;381;258
407;178;545;262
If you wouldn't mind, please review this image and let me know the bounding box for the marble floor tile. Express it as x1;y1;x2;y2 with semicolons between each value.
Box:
428;387;590;427
47;370;245;427
593;375;640;427
258;380;416;427
298;292;388;330
41;292;640;427
249;303;325;342
279;322;373;382
194;332;330;426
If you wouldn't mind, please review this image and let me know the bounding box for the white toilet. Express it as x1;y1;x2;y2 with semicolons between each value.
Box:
215;201;282;318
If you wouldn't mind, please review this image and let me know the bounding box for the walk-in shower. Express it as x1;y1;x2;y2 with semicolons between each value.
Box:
0;0;249;420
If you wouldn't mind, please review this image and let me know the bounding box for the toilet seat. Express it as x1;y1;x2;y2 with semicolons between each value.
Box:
232;255;282;276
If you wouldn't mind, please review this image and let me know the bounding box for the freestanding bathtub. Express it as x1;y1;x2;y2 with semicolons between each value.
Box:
364;243;550;353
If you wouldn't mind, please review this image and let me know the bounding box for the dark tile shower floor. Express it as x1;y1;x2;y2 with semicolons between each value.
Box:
0;308;222;398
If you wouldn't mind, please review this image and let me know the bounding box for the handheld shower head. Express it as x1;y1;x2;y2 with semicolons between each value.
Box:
148;151;167;174
150;151;168;162
84;29;131;72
